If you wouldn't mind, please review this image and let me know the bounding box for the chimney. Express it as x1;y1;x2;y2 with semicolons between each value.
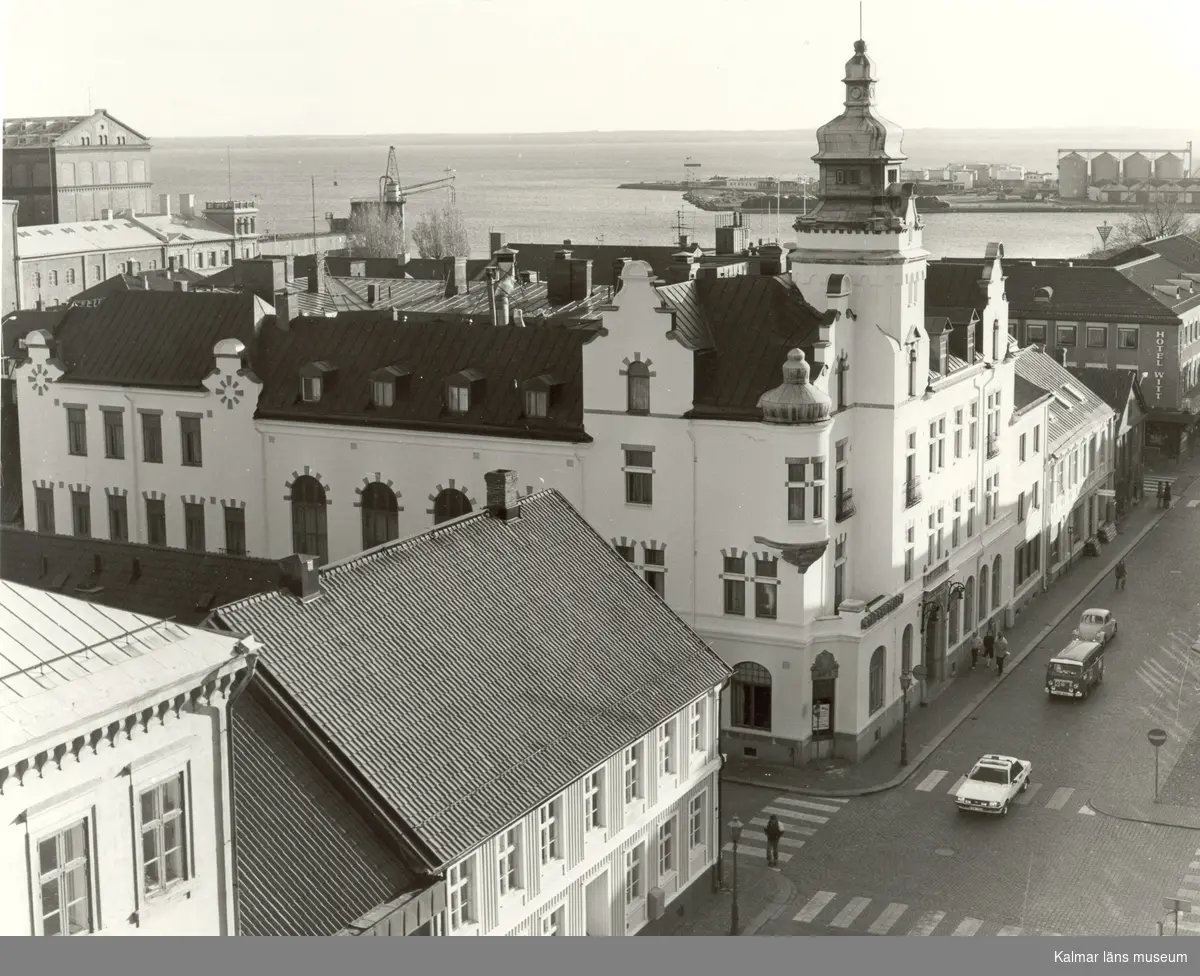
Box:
928;320;950;376
178;194;196;218
757;242;784;276
547;248;572;304
496;286;511;326
366;283;377;305
486;268;499;325
1058;346;1068;366
159;193;173;217
100;208;114;220
679;233;690;249
280;553;322;603
569;257;594;302
444;255;469;297
173;280;188;292
308;253;326;294
274;291;294;327
490;231;507;254
484;469;521;522
494;247;517;281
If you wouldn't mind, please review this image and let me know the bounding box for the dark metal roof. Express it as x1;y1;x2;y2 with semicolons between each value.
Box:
66;269;208;304
659;274;827;420
53;291;264;389
1067;366;1147;416
214;490;731;865
231;689;429;936
0;528;282;626
487;242;681;287
925;262;988;323
2;308;68;360
252;313;595;442
1013;349;1114;451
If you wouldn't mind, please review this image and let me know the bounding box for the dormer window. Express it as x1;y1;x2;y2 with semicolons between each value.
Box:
445;368;485;415
369;365;411;408
627;361;650;414
299;361;336;403
523;373;563;419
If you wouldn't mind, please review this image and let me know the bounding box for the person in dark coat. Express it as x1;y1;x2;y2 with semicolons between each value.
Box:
1115;559;1127;591
764;815;784;868
983;627;996;661
1157;482;1166;508
1164;482;1172;508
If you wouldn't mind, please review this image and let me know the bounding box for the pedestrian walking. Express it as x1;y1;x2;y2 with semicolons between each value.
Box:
764;815;783;868
1157;482;1166;508
995;637;1009;676
983;627;996;662
969;632;982;670
1164;482;1172;508
1114;559;1127;591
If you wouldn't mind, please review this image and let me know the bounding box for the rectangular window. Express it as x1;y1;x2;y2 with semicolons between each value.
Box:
623;743;643;803
657;721;675;777
583;770;604;830
689;701;705;754
624;844;644;905
834;537;846;612
928;422;936;474
658;818;676;876
904;525;914;581
146;498;167;546
108;494;128;541
224;506;246;556
1018;491;1026;523
371;379;395;407
180;416;202;467
688;793;706;849
447;860;473;931
1033;425;1041;453
1032;481;1040;509
300;376;322;402
722;555;746;615
541;906;564;936
524;389;548;418
35;487;55;534
1086;325;1107;348
71;490;90;538
754;557;778;619
184;502;205;551
102;410;124;459
969;403;978;451
208;251;217;267
954;408;963;458
1117;326;1138;350
1019;433;1026;462
446;384;470;414
623;449;653;505
67;407;87;456
538;800;561;865
937;418;946;470
140;774;188;895
142;413;163;463
497;826;521;896
967;488;976;538
643;546;665;598
36;820;92;936
1057;324;1077;347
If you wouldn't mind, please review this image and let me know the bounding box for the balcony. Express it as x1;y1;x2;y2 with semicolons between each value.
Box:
903;476;922;509
986;434;999;459
923;559;949;586
836;489;856;523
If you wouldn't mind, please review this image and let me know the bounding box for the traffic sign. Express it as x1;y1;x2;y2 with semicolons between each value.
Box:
1165;897;1193;914
1148;728;1168;747
912;665;928;680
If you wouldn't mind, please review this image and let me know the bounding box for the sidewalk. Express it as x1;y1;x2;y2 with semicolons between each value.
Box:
639;852;795;936
724;454;1200;800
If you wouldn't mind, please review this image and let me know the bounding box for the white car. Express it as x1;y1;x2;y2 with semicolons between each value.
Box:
1074;608;1117;645
954;754;1032;816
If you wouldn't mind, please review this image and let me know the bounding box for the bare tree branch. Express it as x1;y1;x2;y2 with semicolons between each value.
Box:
411;205;471;259
346;205;407;259
1086;199;1200;258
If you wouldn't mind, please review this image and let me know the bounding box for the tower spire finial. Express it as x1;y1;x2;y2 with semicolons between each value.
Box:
859;1;863;40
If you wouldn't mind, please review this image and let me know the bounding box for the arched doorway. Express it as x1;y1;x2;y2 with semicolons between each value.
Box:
901;624;913;673
290;475;328;564
361;482;400;549
730;662;772;731
869;646;885;714
810;650;839;760
433;488;472;524
991;554;1002;612
979;564;990;623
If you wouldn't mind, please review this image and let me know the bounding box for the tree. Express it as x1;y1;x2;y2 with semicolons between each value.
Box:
411;205;471;259
346;204;406;259
1087;199;1200;258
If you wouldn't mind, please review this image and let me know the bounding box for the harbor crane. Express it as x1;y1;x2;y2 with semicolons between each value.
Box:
349;146;457;260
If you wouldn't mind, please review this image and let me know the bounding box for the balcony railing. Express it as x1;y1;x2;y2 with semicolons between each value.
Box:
986;434;999;459
904;476;922;509
923;559;950;586
836;489;856;522
861;592;904;630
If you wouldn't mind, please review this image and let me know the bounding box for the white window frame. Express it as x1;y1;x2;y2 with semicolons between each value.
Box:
969;402;978;450
371;379;395;407
657;720;676;778
641;543;666;597
623;743;644;804
622;447;655;506
904;524;914;581
786;458;825;521
689;700;705;756
497;825;522;897
658;817;676;878
688;792;706;850
447;383;470;414
447;858;475;932
624;843;645;907
967;487;977;537
137;771;190;899
540;904;565;936
524;388;549;418
954;408;963;459
538;799;561;866
583;768;605;832
31;814;95;937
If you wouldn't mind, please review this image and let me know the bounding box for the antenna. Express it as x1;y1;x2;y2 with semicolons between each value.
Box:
859;1;863;38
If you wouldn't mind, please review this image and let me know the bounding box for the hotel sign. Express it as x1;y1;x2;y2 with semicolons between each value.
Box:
1140;325;1180;407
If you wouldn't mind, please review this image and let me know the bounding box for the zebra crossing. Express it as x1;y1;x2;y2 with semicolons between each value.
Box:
912;768;1096;816
1170;848;1200;935
791;889;1064;936
1142;474;1179;496
722;794;850;864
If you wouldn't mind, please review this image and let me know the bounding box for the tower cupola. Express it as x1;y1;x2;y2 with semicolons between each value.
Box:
757;349;832;425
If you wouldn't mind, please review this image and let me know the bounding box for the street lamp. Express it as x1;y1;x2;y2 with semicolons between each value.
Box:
900;670;914;765
728;815;744;936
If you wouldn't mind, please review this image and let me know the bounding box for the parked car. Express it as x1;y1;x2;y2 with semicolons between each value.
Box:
954;754;1032;816
1074;608;1117;645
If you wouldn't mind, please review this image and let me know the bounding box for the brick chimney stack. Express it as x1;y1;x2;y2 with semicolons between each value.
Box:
485;469;521;522
280;553;322;603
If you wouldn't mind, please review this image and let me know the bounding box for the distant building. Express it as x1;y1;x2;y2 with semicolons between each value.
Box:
1057;145;1194;200
0;580;256;935
990;164;1025;182
1068;367;1148;513
952;170;976;191
2;201;16;316
2;110;152;226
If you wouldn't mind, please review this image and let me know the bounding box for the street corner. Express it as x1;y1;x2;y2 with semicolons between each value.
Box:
642;854;793;936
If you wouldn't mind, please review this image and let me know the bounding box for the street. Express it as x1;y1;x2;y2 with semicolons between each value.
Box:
722;489;1200;937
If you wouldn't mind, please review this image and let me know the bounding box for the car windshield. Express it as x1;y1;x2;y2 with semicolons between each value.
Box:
1082;614;1104;625
1049;661;1081;675
968;766;1009;785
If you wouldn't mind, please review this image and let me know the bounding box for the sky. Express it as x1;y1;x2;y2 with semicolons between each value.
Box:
3;0;1198;138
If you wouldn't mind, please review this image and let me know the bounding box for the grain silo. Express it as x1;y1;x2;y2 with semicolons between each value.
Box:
1122;152;1151;183
1057;153;1089;199
1090;152;1119;184
1154;152;1185;180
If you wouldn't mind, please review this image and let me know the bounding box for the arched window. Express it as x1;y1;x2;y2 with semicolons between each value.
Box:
361;482;399;550
869;646;885;714
992;554;1002;610
627;361;650;414
290;475;328;564
433;488;472;524
66;268;76;285
730;661;772;731
979;565;990;621
33;272;41;288
963;576;975;632
49;270;58;286
901;625;913;673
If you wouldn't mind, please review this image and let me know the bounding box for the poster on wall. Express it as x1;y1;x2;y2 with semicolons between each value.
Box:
813;700;832;735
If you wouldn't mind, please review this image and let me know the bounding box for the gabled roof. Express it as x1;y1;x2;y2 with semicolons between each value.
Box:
231;689;431;936
1002;261;1182;323
15;219;161;259
214;489;731;865
53;291;264;389
658;274;827;420
1066;366;1147;418
65;268;207;304
252;313;594;442
2;110;149;145
1013;349;1114;451
0;528;282;626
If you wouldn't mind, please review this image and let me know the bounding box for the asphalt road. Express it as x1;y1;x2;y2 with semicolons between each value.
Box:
724;496;1200;938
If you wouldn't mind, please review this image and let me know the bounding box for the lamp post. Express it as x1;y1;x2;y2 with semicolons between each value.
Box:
729;815;744;936
900;670;914;765
714;752;728;892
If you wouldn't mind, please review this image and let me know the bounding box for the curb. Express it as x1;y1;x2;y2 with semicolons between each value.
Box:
742;870;797;936
724;501;1177;800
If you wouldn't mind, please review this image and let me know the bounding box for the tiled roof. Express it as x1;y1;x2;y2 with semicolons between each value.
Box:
1067;366;1146;416
1013;349;1114;450
231;690;429;936
2;111;148;146
214;490;731;864
0;528;282;626
658;274;827;420
54;291;265;388
1143;234;1200;271
252;312;594;442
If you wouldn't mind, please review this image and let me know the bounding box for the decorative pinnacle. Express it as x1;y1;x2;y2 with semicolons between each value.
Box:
854;39;866;54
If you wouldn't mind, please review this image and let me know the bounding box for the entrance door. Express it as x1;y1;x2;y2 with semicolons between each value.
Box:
923;610;939;680
585;872;611;936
